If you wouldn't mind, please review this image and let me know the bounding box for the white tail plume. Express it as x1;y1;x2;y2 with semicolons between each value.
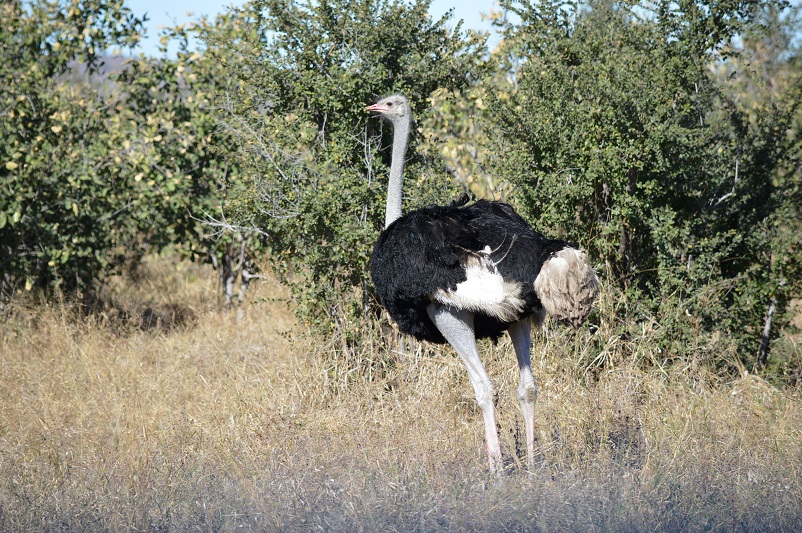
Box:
534;248;598;328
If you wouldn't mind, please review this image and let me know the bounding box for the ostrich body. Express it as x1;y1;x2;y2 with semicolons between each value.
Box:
366;94;598;472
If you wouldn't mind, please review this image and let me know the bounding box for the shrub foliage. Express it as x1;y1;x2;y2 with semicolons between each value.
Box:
486;0;802;369
0;1;238;298
207;0;485;333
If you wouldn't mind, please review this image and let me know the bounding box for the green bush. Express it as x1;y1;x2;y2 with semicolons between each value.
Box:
1;0;145;294
0;1;238;298
209;0;485;333
486;0;802;370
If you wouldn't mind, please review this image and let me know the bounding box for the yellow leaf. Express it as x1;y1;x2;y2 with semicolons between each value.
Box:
51;125;63;134
5;161;18;170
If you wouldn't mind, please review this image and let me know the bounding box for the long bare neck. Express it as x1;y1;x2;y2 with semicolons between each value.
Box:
384;116;410;228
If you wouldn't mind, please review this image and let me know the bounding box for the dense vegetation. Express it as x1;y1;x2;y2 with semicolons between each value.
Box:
201;0;484;332
488;0;802;373
1;0;801;377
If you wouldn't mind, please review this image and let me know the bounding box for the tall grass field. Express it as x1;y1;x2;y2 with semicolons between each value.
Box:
1;256;801;531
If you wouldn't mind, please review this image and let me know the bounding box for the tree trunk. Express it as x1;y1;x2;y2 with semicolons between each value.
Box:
617;166;638;276
757;297;777;370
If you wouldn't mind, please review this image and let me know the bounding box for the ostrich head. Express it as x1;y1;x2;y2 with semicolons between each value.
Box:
364;94;411;127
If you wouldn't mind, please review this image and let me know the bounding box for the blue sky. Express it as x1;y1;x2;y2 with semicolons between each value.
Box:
131;0;502;56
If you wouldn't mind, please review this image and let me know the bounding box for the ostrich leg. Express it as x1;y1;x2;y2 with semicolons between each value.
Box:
427;303;502;472
508;318;537;469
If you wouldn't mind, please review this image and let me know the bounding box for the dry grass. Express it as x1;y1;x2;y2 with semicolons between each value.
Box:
1;256;801;531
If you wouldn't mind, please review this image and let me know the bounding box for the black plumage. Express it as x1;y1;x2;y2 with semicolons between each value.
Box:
370;199;570;343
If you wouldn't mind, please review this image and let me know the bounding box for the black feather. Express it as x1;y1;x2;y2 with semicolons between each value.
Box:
449;192;471;207
370;200;569;343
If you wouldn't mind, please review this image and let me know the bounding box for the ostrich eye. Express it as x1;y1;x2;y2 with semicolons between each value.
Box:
387;102;393;107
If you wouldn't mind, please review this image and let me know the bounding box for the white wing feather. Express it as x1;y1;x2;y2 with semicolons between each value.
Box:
432;247;524;322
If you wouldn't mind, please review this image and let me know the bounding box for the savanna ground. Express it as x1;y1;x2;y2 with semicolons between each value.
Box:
1;256;801;532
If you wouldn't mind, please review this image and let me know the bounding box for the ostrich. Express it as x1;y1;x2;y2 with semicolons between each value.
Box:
366;94;598;472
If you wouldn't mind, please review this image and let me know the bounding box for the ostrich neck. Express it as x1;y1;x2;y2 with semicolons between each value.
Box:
384;117;410;228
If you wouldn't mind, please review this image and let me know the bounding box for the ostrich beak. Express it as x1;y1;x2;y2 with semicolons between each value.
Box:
365;103;387;113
